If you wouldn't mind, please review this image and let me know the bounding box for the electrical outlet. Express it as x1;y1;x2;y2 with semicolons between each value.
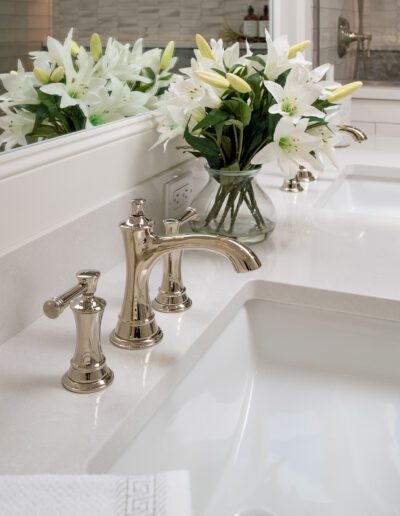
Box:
164;172;194;218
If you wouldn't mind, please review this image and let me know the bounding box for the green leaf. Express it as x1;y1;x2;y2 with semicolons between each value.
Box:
210;68;227;77
68;105;86;131
246;55;266;68
193;109;230;131
184;124;222;169
28;126;59;138
184;125;221;158
36;89;58;107
223;98;252;126
220;135;232;159
18;104;40;114
223;119;243;130
143;67;156;82
156;86;169;96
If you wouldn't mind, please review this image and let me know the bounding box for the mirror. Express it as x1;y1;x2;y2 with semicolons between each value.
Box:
318;0;400;85
0;1;273;153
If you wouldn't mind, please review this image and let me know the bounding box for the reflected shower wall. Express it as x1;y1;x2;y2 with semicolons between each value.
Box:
317;0;359;81
317;0;400;84
356;0;400;83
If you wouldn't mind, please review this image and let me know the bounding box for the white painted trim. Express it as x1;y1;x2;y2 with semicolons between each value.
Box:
0;113;156;181
0;113;187;255
272;0;313;42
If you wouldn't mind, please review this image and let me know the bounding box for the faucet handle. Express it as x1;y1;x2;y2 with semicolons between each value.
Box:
177;207;198;228
163;207;198;235
43;270;113;393
43;269;100;319
154;208;198;314
131;198;145;216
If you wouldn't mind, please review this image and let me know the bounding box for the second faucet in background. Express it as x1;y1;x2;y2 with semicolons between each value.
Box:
153;207;198;313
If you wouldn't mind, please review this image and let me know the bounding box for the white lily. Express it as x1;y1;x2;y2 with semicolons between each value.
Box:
307;111;341;167
86;79;149;127
190;37;251;75
31;29;76;70
261;29;292;80
169;75;221;114
0;60;39;105
40;47;106;116
155;71;220;149
0;105;35;150
266;65;325;122
156;94;205;150
95;38;149;83
252;117;323;177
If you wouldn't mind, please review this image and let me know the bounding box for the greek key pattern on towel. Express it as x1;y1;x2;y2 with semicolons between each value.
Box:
126;475;167;516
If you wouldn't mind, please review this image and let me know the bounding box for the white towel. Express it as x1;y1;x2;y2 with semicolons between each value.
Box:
0;471;193;516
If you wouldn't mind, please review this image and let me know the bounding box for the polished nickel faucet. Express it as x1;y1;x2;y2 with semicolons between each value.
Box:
110;199;262;350
152;207;198;313
339;125;368;143
43;270;114;393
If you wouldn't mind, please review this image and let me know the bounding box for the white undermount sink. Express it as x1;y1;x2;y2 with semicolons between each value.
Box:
316;164;400;219
105;287;400;516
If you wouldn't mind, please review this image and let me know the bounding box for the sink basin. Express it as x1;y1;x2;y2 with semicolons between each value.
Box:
316;164;400;219
107;294;400;516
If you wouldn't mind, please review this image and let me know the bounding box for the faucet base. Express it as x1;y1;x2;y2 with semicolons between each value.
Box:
296;168;316;182
152;288;192;313
280;178;304;193
110;327;163;350
62;360;114;393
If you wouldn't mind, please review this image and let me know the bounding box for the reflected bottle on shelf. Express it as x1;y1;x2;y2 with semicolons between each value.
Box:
258;4;270;39
243;6;258;41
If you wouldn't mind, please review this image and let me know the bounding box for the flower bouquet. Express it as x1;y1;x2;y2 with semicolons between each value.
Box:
157;31;362;243
0;30;176;150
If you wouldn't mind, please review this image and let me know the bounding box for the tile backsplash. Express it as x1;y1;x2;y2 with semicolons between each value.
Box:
0;0;52;72
52;0;269;45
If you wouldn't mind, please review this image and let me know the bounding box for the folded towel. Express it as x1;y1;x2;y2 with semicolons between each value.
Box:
0;471;193;516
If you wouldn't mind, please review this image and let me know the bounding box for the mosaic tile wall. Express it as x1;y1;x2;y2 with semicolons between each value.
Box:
0;0;52;72
52;0;270;45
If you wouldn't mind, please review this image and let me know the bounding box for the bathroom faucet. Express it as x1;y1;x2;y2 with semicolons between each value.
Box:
110;199;261;350
153;207;198;313
339;125;368;143
43;270;114;393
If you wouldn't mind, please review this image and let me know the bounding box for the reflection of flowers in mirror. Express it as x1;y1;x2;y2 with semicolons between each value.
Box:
0;29;177;151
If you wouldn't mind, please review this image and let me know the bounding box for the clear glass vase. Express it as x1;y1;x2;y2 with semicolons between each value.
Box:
191;166;276;245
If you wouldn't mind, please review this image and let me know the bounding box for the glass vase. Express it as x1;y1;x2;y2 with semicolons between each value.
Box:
191;166;276;245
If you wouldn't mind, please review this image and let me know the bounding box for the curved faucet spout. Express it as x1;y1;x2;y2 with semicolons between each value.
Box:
339;125;368;143
111;199;262;351
154;234;262;273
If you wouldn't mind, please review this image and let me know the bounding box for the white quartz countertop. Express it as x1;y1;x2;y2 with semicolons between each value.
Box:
1;136;400;474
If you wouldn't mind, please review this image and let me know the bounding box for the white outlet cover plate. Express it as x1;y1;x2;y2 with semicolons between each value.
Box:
164;172;194;218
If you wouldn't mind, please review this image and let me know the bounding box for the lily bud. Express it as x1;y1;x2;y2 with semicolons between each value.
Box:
288;40;311;59
226;73;252;93
160;41;175;71
33;67;50;84
195;34;214;60
327;81;363;102
90;33;103;62
71;40;80;57
195;71;230;89
50;66;65;82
